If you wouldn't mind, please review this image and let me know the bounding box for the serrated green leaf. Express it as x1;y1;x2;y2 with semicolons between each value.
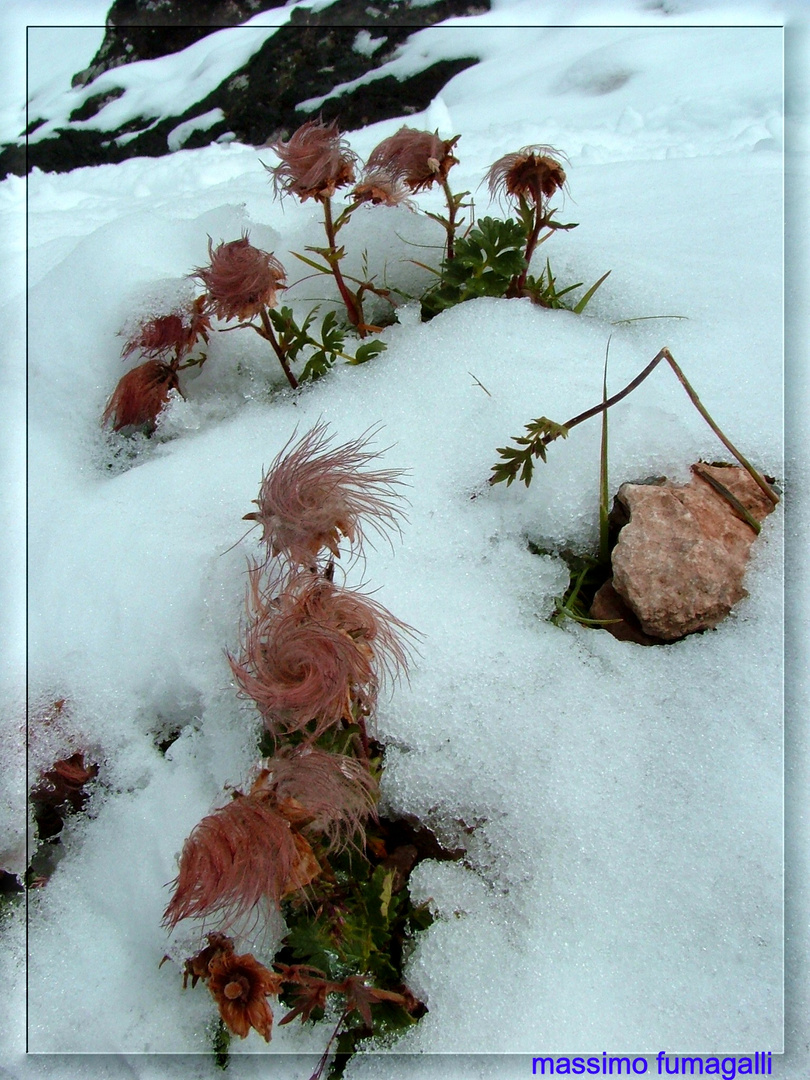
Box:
351;341;387;365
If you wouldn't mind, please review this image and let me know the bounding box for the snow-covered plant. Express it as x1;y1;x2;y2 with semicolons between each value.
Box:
359;125;463;259
491;345;780;633
420;145;609;317
490;345;779;506
102;296;210;432
163;425;428;1070
102;126;607;438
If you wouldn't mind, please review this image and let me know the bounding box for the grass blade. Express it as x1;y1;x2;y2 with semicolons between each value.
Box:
573;269;612;314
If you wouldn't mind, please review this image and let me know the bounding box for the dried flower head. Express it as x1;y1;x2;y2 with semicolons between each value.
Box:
294;572;414;686
486;145;567;206
122;296;210;362
244;423;406;566
229;572;380;739
30;752;99;841
253;745;379;851
266;119;358;202
182;932;234;989
351;168;414;208
207;947;281;1041
192;235;286;322
365;127;459;192
102;359;180;433
163;791;307;929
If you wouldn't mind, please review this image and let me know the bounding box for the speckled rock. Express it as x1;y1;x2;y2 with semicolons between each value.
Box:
604;464;776;642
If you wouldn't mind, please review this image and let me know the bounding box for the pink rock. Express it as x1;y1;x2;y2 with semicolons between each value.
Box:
589;579;662;646
607;464;776;642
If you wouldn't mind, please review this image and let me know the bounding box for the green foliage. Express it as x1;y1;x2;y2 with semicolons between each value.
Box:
210;1017;231;1069
298;310;345;382
548;552;613;628
524;262;612;313
349;340;387;366
420;216;528;319
490;417;570;487
280;842;433;989
264;305;387;382
419;213;609;321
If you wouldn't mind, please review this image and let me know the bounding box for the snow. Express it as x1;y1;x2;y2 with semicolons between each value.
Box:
2;2;810;1079
166;107;226;152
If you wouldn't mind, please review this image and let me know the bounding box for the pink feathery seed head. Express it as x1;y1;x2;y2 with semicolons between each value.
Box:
253;744;379;852
243;423;407;566
121;295;211;362
294;573;416;687
162;791;301;929
192;234;286;323
102;359;180;433
351;168;415;209
266;118;358;202
365;127;459;192
228;575;379;741
486;145;567;206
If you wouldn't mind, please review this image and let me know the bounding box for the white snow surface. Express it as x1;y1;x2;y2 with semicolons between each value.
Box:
2;2;810;1079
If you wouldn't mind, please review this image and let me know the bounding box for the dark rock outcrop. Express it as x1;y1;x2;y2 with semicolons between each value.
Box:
4;0;489;178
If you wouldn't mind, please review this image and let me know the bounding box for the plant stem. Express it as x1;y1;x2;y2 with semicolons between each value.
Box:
598;338;611;565
520;210;544;293
321;196;365;336
259;307;299;389
664;351;779;504
440;178;458;262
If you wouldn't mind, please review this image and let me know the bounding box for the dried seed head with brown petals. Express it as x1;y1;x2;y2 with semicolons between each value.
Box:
182;932;234;989
163;791;309;929
102;359;180;433
244;423;407;566
266;119;358;202
122;296;211;362
207;948;282;1041
486;145;567;206
253;744;379;851
365;127;459;192
192;235;286;322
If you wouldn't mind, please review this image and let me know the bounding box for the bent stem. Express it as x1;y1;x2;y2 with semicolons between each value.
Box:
494;347;779;506
562;349;777;505
320;196;365;336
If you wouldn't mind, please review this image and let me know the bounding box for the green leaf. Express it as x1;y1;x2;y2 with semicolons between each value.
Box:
420;215;529;318
490;418;569;487
300;349;334;382
284;919;342;979
291;251;334;275
351;341;387;365
572;269;612;314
